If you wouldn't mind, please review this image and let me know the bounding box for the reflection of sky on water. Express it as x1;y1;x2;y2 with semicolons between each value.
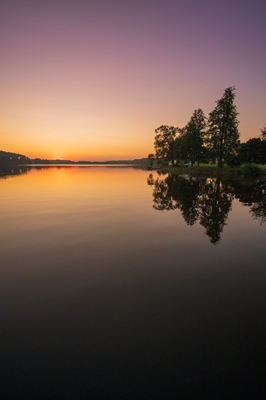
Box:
1;167;265;306
1;167;266;398
148;172;266;244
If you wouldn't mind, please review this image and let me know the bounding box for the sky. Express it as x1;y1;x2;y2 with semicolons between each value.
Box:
1;0;265;160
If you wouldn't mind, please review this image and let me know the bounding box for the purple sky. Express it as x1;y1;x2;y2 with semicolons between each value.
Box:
1;0;265;160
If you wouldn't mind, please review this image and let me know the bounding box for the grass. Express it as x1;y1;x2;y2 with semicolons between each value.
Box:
259;164;266;172
160;163;266;176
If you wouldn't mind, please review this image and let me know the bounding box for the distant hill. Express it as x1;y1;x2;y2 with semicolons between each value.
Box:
0;150;30;165
30;157;148;165
0;151;148;165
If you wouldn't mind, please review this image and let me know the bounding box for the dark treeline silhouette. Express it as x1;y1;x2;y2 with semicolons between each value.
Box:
148;173;266;244
0;150;30;165
0;150;148;166
151;87;240;168
150;86;266;168
30;158;148;165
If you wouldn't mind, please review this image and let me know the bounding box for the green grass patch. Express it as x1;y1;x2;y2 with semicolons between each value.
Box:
161;164;266;177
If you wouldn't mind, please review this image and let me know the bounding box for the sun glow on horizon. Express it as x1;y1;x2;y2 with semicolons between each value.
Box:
1;1;265;160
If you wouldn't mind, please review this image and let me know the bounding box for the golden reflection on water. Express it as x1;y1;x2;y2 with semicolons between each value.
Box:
0;167;157;273
1;167;266;274
1;167;149;218
1;168;266;399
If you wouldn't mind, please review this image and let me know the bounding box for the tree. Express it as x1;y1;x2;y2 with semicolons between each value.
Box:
0;150;30;165
182;108;207;166
154;125;179;166
147;153;155;168
239;138;266;164
173;132;189;166
207;87;240;168
260;125;266;141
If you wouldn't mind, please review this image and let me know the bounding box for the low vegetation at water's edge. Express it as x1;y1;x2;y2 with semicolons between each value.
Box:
164;163;266;177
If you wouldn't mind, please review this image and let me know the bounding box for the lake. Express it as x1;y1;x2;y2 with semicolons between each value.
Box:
1;166;266;398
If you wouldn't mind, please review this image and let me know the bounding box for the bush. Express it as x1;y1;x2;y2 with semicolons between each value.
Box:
225;154;241;167
242;163;261;177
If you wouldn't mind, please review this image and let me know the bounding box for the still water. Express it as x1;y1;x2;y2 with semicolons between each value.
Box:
1;166;266;398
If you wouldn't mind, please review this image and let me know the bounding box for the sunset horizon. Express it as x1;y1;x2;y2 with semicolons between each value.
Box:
1;1;265;161
1;2;266;397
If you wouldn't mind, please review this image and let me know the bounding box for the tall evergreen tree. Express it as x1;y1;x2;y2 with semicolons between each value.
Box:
207;87;240;167
182;108;207;166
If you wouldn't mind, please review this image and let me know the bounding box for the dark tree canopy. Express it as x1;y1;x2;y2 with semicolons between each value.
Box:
260;125;266;141
207;87;240;167
181;108;207;166
239;138;266;165
147;153;155;167
0;150;30;165
153;125;179;166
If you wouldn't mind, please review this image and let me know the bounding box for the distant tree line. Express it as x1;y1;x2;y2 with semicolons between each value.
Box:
148;87;266;168
0;150;30;165
0;151;148;166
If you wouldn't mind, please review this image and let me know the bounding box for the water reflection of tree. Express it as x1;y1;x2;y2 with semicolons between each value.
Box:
234;178;266;225
0;166;31;179
198;178;233;244
148;173;233;244
150;174;179;211
168;175;200;226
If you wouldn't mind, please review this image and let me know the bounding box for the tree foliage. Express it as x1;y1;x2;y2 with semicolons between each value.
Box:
207;87;240;167
147;153;155;167
148;88;266;167
181;108;207;166
153;125;179;166
0;150;30;165
239;138;266;165
260;125;266;141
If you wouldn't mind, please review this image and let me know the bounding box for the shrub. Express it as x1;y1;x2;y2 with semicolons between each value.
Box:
242;163;261;177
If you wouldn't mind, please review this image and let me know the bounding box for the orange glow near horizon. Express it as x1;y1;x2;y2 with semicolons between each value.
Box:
1;142;152;161
1;1;265;161
2;166;148;197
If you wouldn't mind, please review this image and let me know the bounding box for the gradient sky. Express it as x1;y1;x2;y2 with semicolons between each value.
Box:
1;0;265;160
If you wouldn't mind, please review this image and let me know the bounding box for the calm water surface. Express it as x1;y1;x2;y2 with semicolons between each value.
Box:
1;167;266;398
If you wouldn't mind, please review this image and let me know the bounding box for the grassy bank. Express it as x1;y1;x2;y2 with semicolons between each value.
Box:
160;164;266;177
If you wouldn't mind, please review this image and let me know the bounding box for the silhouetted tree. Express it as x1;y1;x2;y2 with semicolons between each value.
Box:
261;125;266;141
147;153;155;168
0;150;30;165
239;138;266;164
207;87;240;168
154;125;179;166
181;109;207;166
